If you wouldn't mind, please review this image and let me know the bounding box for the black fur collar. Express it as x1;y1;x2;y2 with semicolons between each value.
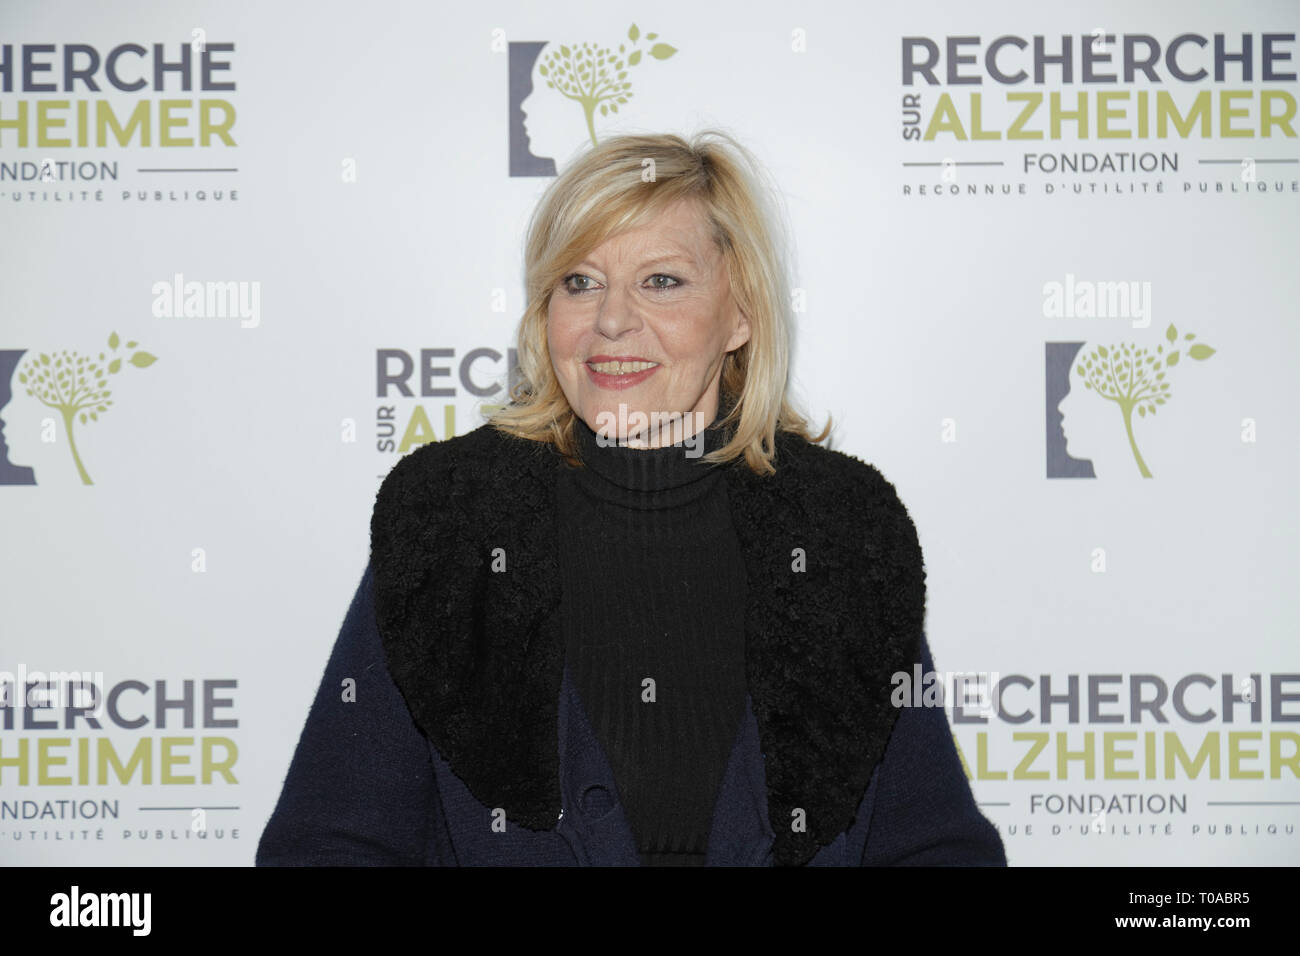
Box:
370;423;926;866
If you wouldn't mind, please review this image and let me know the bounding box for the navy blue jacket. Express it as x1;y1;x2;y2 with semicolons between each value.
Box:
257;424;1006;866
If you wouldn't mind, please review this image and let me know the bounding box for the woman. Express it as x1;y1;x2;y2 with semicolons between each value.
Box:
257;130;1006;867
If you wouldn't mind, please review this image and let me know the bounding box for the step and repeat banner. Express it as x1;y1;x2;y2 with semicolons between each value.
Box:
1;0;1296;866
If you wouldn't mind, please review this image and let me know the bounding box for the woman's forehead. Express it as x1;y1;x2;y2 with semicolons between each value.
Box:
577;205;716;267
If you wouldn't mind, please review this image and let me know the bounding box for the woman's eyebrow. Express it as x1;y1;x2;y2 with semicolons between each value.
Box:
577;253;696;270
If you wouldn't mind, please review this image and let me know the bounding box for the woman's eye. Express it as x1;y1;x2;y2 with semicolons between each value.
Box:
562;273;680;294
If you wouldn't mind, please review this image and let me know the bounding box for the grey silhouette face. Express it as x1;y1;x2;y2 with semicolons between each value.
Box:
0;350;36;484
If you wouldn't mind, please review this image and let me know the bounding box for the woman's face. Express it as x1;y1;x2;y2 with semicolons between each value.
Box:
547;199;751;447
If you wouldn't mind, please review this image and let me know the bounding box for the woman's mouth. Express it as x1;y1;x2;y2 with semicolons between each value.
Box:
584;357;660;390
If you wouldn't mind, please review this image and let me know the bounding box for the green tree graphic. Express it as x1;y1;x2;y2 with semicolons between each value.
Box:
1074;323;1215;478
17;331;157;485
538;23;678;147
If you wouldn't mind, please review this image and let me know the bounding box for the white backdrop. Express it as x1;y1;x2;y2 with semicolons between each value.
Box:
1;0;1297;865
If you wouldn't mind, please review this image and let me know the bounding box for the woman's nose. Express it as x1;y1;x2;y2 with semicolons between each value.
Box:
595;285;642;338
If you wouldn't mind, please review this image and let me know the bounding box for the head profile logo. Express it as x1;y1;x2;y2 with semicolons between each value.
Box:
2;332;157;486
1046;324;1216;479
509;23;679;176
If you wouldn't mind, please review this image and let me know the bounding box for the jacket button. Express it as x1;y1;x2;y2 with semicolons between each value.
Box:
580;784;615;819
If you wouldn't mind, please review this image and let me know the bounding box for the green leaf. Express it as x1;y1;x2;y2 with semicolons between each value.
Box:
1138;406;1146;417
109;358;122;374
560;44;571;58
1098;345;1108;357
1166;351;1180;366
539;64;548;76
1188;344;1216;360
628;49;642;66
649;43;677;59
629;23;639;42
1166;324;1177;343
109;331;119;350
90;412;97;421
79;413;87;424
647;32;658;40
127;340;138;348
129;351;157;368
601;104;608;116
1184;333;1195;340
40;353;50;365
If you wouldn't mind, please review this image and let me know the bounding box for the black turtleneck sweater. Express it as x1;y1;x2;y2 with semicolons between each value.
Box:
554;411;748;866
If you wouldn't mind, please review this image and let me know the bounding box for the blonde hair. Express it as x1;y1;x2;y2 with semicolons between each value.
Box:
488;128;829;475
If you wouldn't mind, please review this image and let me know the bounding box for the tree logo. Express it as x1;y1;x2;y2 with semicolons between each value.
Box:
1047;325;1216;479
15;332;157;485
536;23;678;147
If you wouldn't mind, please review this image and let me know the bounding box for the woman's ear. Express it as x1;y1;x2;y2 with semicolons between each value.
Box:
727;306;752;352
